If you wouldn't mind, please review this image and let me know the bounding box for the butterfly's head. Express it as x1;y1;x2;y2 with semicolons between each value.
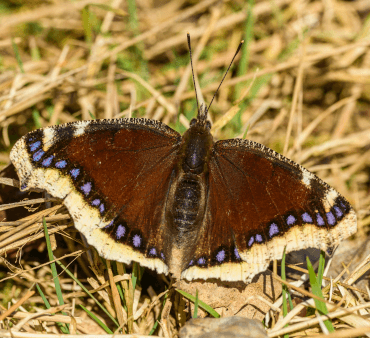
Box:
190;103;211;130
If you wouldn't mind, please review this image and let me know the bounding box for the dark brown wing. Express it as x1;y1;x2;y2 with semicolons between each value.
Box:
10;118;181;275
181;138;357;282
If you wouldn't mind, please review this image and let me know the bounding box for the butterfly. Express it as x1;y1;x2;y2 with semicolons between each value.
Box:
10;37;357;282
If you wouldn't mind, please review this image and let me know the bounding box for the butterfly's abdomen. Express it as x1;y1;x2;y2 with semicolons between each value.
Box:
173;178;201;229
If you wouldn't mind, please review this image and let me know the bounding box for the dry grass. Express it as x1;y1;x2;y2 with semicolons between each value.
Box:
0;0;370;337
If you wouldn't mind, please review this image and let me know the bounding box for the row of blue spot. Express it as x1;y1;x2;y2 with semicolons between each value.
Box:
189;246;241;267
105;221;166;260
188;202;347;268
78;182;105;214
28;138;107;217
148;248;165;261
28;140;107;219
249;203;346;249
106;222;142;247
28;139;81;180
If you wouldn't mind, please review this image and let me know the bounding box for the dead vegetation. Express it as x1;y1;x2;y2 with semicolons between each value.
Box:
0;0;370;337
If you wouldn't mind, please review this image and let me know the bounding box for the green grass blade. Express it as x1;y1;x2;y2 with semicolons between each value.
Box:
234;0;254;101
242;124;250;138
132;262;138;291
280;247;290;338
82;6;93;45
232;0;254;130
148;288;169;335
36;283;51;308
281;248;294;311
149;320;159;335
55;258;120;328
12;38;24;73
32;109;42;129
193;289;199;319
46;105;54;122
176;289;220;318
127;0;149;86
306;256;334;332
88;110;96;119
116;281;124;300
42;218;69;334
80;304;113;334
43;218;64;305
317;250;326;287
127;0;139;33
248;73;273;100
236;73;272;134
36;283;69;333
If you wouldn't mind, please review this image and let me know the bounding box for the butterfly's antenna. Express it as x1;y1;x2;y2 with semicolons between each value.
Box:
206;40;244;114
187;33;203;122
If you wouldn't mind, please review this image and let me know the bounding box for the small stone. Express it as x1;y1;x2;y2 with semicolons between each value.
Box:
179;317;267;338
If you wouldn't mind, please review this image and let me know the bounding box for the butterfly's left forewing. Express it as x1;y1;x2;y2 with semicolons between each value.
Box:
11;118;181;274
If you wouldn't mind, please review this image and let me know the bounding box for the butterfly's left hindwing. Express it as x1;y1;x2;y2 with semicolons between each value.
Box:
10;118;181;274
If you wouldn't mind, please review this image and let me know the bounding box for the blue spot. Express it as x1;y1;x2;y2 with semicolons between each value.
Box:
216;250;226;263
29;141;41;152
70;168;80;179
248;236;254;247
42;155;54;167
55;160;67;169
133;234;141;247
21;183;27;190
234;247;241;260
161;252;165;260
99;204;105;214
340;201;347;211
116;225;125;239
91;199;100;206
316;213;325;226
33;149;45;162
334;206;343;217
149;248;157;256
189;259;194;266
197;257;206;265
287;215;296;225
256;234;263;242
326;212;336;225
302;212;313;223
269;223;279;237
81;182;92;196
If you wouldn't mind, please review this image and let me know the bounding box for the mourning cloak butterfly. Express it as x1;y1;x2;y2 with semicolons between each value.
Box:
10;40;357;283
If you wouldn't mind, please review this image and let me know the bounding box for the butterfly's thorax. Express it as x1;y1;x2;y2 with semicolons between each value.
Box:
179;122;213;173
